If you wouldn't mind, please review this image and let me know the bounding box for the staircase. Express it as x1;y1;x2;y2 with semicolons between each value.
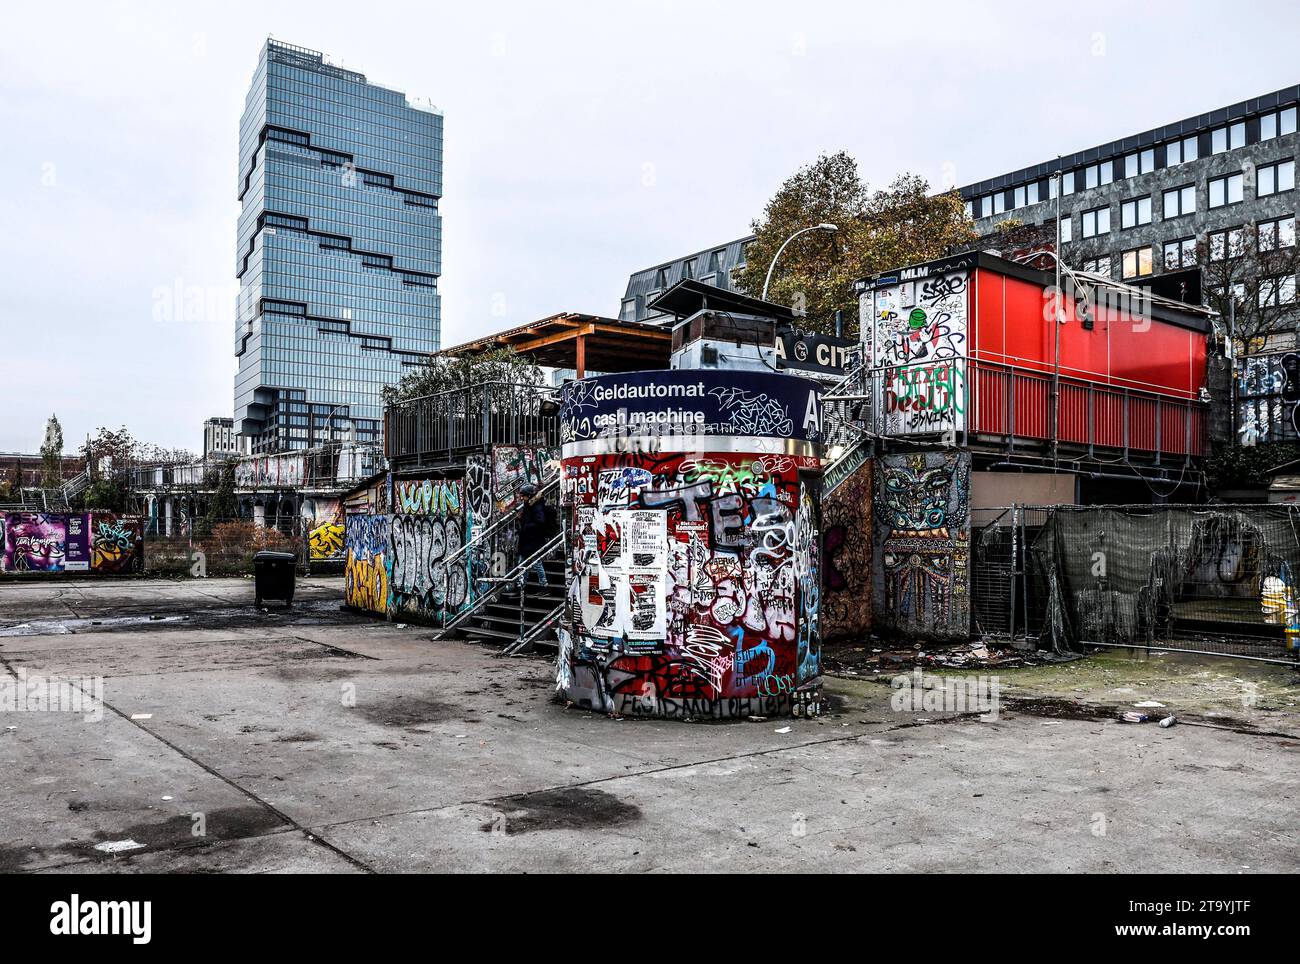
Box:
820;349;876;497
457;553;566;653
431;477;566;655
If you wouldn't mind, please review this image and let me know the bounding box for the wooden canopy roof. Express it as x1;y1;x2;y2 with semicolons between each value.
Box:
438;312;672;377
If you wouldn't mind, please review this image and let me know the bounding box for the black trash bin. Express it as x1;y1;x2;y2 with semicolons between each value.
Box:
253;550;297;608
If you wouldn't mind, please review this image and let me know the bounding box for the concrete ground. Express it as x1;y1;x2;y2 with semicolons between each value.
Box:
1;575;1298;873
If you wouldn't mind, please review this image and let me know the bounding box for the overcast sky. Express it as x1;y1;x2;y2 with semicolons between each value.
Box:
3;0;1299;453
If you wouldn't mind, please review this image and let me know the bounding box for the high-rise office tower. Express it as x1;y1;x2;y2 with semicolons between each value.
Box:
234;39;442;452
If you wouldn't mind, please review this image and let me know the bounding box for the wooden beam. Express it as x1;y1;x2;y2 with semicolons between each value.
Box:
509;323;597;354
576;333;586;378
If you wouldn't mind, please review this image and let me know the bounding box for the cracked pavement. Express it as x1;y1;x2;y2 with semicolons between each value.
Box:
1;576;1298;873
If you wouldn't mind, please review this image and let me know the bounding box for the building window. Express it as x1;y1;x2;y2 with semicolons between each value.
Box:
1208;226;1246;261
1059;215;1072;243
1258;159;1296;197
992;193;1006;216
682;258;696;280
1120;196;1152;228
1081;206;1110;238
1260;106;1298;141
1082;256;1111;276
1163;237;1197;270
1208;172;1244;208
1258;216;1297;252
1123;149;1155;178
1163;184;1196;218
1211;121;1246;155
1084;161;1113;190
980;194;994;218
1165;134;1199;166
1062;171;1076;196
1259;274;1298;307
1013;183;1039;208
964;200;974;219
1122;246;1154;279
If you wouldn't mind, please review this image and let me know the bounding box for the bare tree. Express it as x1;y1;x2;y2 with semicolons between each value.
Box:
1198;221;1300;354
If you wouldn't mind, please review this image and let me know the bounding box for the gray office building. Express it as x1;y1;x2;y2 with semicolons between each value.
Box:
959;85;1299;350
620;235;754;324
234;39;443;452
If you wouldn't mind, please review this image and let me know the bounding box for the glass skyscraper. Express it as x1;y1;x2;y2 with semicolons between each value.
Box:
234;39;442;452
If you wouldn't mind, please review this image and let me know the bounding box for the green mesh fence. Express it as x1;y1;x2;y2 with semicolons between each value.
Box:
1023;504;1300;662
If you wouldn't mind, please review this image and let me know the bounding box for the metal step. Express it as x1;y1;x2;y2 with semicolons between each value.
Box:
823;437;872;496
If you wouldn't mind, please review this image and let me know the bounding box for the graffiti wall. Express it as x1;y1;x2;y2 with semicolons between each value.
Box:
1237;352;1300;445
871;270;969;437
821;457;873;642
556;370;827;719
388;478;471;622
89;514;144;574
339;447;557;620
1;513;143;574
234;453;306;488
302;498;345;562
344;513;390;614
492;445;558;516
873;451;971;639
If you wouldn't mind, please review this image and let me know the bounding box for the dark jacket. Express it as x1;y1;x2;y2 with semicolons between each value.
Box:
518;499;549;557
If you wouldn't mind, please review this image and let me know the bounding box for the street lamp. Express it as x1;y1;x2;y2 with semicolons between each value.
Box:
321;405;351;446
761;223;838;301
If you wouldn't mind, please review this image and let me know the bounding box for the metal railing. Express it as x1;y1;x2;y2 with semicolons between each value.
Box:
851;357;1208;459
436;532;564;642
385;380;558;470
438;476;560;607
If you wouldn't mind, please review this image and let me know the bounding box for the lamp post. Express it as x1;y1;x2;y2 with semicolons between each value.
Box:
321;405;351;446
761;223;838;301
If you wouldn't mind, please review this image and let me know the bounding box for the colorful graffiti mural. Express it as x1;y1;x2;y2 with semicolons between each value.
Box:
339;447;560;620
558;450;824;718
873;451;970;639
556;370;826;720
302;498;345;563
872;271;969;436
89;514;144;574
1;513;144;575
388;478;470;621
344;513;390;614
2;514;67;572
821;458;873;642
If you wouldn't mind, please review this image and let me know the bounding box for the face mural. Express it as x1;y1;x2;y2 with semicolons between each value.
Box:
873;451;971;639
557;451;823;719
90;514;144;574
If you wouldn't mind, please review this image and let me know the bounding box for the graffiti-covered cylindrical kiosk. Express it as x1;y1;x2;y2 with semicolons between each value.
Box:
556;370;826;720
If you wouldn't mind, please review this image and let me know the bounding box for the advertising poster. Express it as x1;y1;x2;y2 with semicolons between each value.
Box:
623;509;667;570
2;513;67;572
64;513;91;571
627;572;667;642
